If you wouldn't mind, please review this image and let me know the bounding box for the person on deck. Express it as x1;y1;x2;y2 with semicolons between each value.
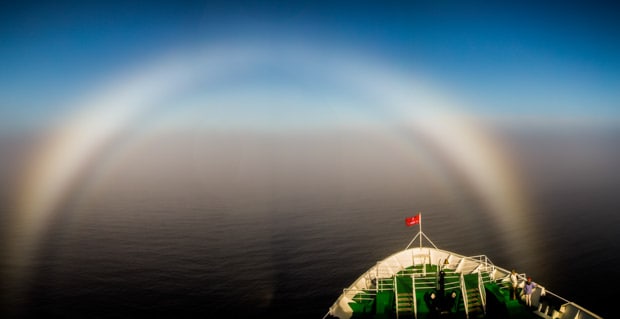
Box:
441;290;458;317
510;269;519;300
523;277;537;308
425;291;440;319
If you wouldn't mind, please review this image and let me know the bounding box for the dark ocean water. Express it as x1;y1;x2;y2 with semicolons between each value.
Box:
1;126;618;319
2;192;616;319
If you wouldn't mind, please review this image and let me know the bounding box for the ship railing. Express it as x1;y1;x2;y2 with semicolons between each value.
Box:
444;280;461;292
399;267;430;277
413;275;437;290
341;287;376;303
340;264;388;293
375;258;408;278
489;266;603;319
534;290;604;319
454;255;495;277
557;302;603;319
375;260;430;280
440;261;458;271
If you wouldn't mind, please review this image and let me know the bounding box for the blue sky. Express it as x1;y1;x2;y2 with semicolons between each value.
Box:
1;1;619;128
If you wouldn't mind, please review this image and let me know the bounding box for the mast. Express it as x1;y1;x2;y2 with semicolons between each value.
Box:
419;212;422;250
406;212;438;249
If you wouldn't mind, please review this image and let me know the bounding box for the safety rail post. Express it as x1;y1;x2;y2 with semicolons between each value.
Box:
395;274;399;319
376;262;379;292
412;274;417;319
477;271;486;315
460;273;469;319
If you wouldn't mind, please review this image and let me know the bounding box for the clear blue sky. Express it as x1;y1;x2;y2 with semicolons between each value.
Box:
1;1;619;128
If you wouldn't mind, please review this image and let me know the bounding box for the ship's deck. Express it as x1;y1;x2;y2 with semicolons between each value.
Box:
326;253;600;319
336;264;544;319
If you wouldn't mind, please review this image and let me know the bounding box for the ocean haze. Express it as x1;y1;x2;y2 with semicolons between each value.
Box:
70;127;448;208
1;122;618;318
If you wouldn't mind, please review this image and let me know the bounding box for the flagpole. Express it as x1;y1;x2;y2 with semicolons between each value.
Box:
419;212;422;249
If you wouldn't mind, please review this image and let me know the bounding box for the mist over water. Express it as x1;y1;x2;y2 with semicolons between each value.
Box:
1;123;618;318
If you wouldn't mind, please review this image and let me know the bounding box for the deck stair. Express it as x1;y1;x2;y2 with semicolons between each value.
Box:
396;292;414;317
465;288;485;319
394;272;415;318
459;272;487;319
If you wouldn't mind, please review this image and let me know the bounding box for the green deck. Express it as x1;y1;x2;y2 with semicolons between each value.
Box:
346;265;541;319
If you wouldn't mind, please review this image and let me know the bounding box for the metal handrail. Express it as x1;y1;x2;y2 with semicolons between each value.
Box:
460;273;469;319
342;288;376;301
395;273;400;319
412;274;418;319
477;271;486;314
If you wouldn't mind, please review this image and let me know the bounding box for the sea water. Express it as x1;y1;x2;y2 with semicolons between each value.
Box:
1;127;617;319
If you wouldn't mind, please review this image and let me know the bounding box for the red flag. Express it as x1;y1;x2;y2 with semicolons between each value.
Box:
405;214;420;227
